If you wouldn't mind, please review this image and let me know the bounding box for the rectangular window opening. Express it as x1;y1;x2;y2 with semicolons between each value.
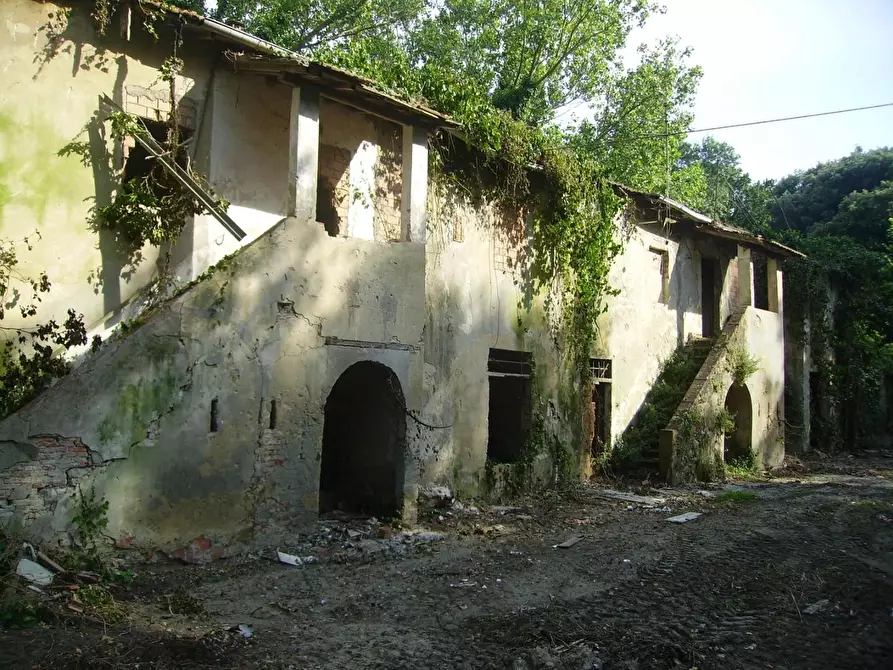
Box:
649;247;670;303
753;251;770;310
269;399;278;430
123;118;192;190
209;398;219;433
487;349;532;464
701;257;720;337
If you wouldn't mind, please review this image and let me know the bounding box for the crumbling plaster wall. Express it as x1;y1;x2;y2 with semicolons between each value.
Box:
0;0;217;333
421;183;570;498
598;218;739;444
0;216;426;551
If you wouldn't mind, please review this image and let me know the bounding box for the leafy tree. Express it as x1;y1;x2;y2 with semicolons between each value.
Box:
769;147;893;235
404;0;656;124
758;148;893;448
213;0;423;53
571;39;704;203
678;137;748;221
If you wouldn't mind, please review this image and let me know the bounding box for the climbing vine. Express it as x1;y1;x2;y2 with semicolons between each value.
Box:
434;108;624;375
675;406;734;482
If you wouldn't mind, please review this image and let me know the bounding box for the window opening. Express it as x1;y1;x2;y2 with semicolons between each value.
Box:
486;349;533;464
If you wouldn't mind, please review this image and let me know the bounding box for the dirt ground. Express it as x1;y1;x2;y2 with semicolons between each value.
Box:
3;452;893;670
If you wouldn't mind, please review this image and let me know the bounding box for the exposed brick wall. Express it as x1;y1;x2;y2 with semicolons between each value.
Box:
125;85;197;129
0;436;94;526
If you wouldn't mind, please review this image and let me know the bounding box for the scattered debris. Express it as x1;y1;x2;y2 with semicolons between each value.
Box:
410;531;445;543
666;512;702;523
491;506;524;515
598;489;666;506
648;506;673;514
347;529;363;539
237;623;253;639
276;551;315;566
16;558;54;586
554;536;582;549
77;571;101;584
803;599;829;615
37;551;65;573
475;524;507;536
450;580;478;588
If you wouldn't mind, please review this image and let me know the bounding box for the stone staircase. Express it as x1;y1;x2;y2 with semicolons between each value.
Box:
617;336;715;476
638;337;714;473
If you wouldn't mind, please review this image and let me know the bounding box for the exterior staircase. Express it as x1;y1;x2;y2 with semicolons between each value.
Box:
617;336;715;476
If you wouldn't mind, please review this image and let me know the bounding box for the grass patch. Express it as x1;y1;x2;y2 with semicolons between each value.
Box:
715;490;758;503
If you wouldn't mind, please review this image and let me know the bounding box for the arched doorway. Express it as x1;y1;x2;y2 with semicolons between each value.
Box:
724;383;753;461
319;361;406;517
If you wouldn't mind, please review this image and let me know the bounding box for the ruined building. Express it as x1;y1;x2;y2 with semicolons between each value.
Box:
0;1;803;554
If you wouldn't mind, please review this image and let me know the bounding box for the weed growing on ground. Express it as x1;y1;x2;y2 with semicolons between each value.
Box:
725;448;763;480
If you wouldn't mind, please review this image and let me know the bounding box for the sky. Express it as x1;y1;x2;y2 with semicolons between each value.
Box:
623;0;893;181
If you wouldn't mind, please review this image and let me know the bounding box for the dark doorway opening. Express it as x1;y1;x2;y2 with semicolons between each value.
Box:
724;383;753;461
487;349;532;464
591;383;612;455
589;358;612;455
319;361;406;518
701;257;720;337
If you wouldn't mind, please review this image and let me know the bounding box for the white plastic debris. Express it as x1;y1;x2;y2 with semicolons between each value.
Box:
666;512;702;523
276;550;315;566
237;624;253;638
16;558;54;586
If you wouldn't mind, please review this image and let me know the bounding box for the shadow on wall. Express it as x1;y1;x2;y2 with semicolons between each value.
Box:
34;10;218;328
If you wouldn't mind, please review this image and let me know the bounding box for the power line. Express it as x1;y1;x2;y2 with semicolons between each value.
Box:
635;101;893;139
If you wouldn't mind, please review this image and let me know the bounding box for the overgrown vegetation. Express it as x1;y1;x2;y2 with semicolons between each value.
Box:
0;235;91;417
714;489;758;503
724;447;762;480
606;345;706;470
727;346;760;386
675;406;734;483
0;528;52;627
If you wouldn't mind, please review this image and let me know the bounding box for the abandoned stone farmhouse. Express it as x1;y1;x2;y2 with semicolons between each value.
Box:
0;1;804;554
